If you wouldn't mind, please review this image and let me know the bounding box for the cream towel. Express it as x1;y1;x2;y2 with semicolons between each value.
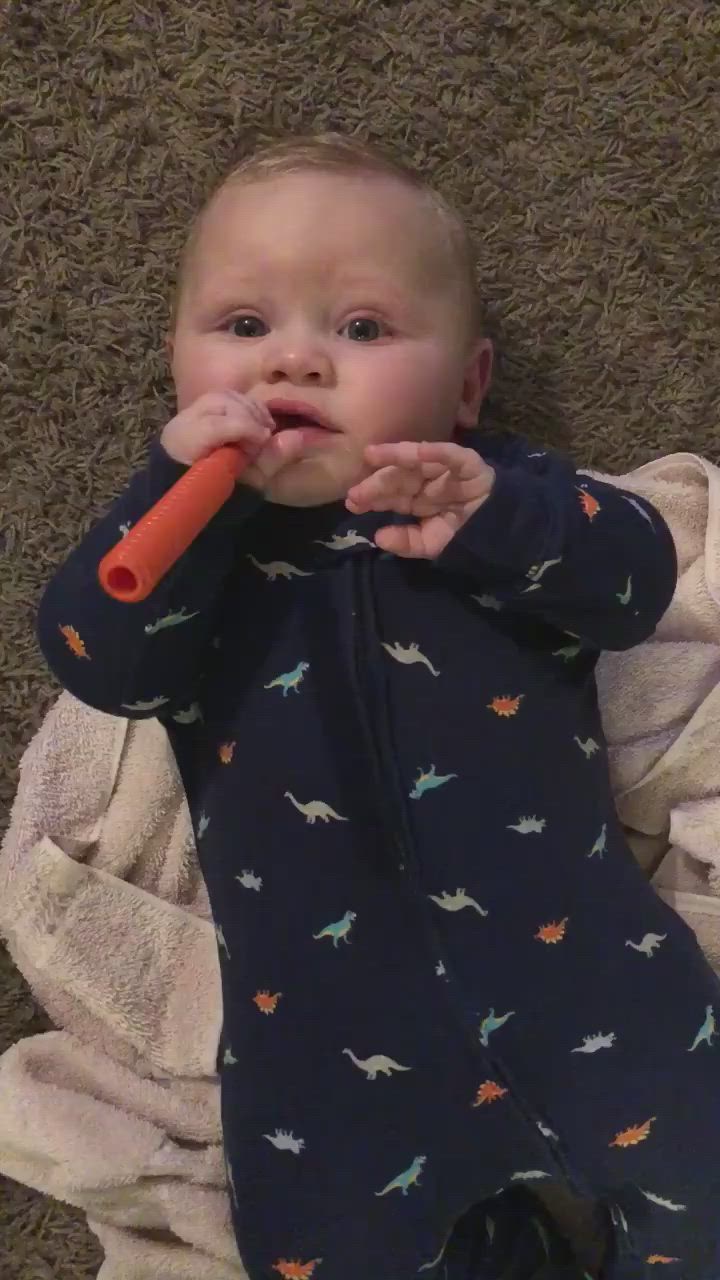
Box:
1;450;719;1278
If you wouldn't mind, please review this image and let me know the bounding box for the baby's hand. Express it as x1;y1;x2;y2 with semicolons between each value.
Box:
160;390;306;491
345;440;495;558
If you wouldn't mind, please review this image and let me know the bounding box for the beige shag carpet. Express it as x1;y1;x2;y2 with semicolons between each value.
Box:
2;0;719;1274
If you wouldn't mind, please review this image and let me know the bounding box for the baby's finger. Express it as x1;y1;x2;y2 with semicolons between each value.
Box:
346;464;422;511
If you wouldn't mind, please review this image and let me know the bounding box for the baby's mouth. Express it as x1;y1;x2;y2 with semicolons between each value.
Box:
266;401;339;434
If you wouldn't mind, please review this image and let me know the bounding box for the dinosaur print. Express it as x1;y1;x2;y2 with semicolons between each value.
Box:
510;1170;551;1182
588;824;607;858
577;486;601;520
219;741;236;764
59;624;90;659
313;910;356;947
264;661;309;696
215;924;230;959
315;529;373;550
609;1117;656;1147
264;1129;305;1154
471;593;503;611
342;1049;412;1080
626;933;666;957
537;1120;560;1141
284;792;348;824
223;1045;238;1065
144;606;200;635
119;521;131;537
247;555;312;581
689;1005;716;1051
197;812;210;839
436;960;446;977
375;1154;426;1196
526;557;562;583
120;695;170;712
532;1215;551;1259
172;702;203;724
640;1189;687;1212
428;888;488;917
609;1203;629;1237
410;765;457;799
535;918;568;944
272;1260;322;1279
617;576;633;606
572;1031;616;1054
488;694;523;717
522;582;542;594
574;735;600;759
622;494;656;531
473;1080;508;1106
507;816;546;834
382;641;440;676
479;1008;515;1046
553;643;582;661
253;991;282;1014
236;869;262;891
418;1237;451;1273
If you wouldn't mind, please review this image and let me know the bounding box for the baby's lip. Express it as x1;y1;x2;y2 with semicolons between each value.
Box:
265;398;339;433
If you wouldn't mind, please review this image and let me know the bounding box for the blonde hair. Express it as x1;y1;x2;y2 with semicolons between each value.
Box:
169;130;485;347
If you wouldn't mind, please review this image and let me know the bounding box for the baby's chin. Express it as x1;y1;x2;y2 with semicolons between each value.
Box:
264;449;363;509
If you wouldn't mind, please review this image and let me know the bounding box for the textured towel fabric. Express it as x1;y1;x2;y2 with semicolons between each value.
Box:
2;447;720;1278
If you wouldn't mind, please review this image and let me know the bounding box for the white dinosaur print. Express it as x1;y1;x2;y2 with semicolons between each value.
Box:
172;702;204;724
536;1120;559;1142
526;557;562;583
622;494;656;531
625;932;666;957
609;1203;629;1237
247;554;312;581
382;641;440;676
417;1235;451;1273
342;1049;412;1080
315;530;373;550
284;792;348;824
507;816;546;834
587;824;607;858
511;1170;551;1182
428;888;489;917
263;1129;305;1154
120;695;170;711
574;735;600;759
571;1031;616;1054
118;522;131;537
639;1188;687;1212
215;923;230;959
223;1045;238;1066
436;960;447;977
471;593;503;611
197;812;210;839
522;582;542;594
553;643;582;661
617;575;633;606
236;870;262;891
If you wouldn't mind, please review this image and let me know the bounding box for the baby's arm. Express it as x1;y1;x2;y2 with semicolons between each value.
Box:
437;432;677;651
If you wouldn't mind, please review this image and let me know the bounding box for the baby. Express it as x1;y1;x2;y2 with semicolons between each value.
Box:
37;133;720;1280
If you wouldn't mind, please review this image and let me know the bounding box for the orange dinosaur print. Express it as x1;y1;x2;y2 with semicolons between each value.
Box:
253;990;282;1015
577;487;601;520
646;1257;680;1266
473;1080;508;1106
273;1260;322;1279
610;1117;656;1147
488;694;523;718
535;918;568;944
59;624;90;660
218;741;236;764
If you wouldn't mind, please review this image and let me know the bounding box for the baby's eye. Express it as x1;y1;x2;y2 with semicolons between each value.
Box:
228;315;267;338
340;317;386;342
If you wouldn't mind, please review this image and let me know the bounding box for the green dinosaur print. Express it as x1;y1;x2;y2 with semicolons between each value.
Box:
264;661;309;696
172;702;204;724
313;910;356;947
375;1154;426;1196
409;765;457;799
478;1007;515;1047
247;554;312;581
617;575;633;605
689;1004;716;1051
144;606;200;635
120;695;170;711
382;641;440;676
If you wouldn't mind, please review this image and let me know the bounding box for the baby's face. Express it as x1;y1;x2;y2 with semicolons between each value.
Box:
167;171;492;506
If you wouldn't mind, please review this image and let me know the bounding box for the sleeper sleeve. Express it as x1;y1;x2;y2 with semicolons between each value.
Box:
36;437;263;718
436;432;677;651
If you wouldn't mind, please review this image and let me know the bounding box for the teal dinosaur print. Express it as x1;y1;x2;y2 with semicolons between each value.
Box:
689;1005;716;1051
264;661;309;696
144;606;200;635
375;1154;426;1196
313;910;357;947
409;765;457;799
479;1007;515;1047
617;575;633;606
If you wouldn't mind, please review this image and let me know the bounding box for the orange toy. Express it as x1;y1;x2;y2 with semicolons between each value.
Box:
98;445;248;602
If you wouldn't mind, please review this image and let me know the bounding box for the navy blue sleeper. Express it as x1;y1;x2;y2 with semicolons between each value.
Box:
37;429;720;1280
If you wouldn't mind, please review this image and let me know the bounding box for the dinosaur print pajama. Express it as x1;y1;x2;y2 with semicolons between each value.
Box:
38;429;720;1280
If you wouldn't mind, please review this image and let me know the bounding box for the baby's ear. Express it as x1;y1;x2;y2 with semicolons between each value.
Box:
456;338;493;429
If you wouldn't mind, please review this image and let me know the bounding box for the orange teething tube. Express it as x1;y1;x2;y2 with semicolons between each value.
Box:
98;445;249;602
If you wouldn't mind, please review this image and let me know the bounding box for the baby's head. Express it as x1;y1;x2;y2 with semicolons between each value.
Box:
166;132;493;507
